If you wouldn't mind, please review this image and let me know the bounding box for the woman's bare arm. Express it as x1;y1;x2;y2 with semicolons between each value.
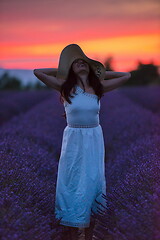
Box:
35;68;58;76
101;71;131;93
33;69;65;91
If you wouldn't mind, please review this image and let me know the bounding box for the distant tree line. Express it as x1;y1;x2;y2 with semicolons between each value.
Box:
0;72;49;90
104;57;160;86
0;73;23;90
0;58;159;90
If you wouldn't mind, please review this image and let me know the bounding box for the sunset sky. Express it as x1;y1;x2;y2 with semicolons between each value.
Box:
0;0;160;71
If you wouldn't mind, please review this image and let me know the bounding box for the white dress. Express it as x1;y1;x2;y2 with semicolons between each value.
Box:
54;85;107;228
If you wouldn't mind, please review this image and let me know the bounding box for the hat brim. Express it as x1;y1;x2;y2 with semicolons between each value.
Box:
56;44;106;82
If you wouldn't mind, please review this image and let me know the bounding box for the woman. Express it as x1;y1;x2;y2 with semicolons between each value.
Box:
33;44;131;240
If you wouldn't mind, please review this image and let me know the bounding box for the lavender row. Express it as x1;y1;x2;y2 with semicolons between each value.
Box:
99;90;160;240
118;85;160;116
0;92;65;240
0;89;54;126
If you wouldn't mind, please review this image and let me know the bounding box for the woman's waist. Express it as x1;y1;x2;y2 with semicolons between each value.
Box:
67;123;100;128
66;118;99;127
67;113;99;122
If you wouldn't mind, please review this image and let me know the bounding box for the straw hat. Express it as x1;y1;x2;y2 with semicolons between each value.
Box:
55;44;106;81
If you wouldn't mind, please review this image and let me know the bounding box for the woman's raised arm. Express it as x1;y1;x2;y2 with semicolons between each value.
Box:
33;68;65;91
101;71;131;93
34;68;58;76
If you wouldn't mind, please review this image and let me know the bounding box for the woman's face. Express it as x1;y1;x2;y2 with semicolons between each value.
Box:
71;58;90;75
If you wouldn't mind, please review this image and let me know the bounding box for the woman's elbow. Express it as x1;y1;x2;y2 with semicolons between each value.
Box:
33;69;40;77
128;72;131;78
33;69;38;74
125;72;131;81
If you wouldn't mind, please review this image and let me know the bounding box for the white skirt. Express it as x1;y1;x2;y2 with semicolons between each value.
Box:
54;124;107;228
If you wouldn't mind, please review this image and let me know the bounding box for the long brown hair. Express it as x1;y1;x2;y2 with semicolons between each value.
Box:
59;63;104;119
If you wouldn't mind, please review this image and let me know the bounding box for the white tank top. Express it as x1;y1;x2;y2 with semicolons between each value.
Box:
63;85;100;126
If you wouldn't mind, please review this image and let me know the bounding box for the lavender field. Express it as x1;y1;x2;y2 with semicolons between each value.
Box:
0;90;53;125
0;86;160;240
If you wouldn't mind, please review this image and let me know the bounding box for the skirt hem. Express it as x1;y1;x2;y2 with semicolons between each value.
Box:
57;219;90;228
